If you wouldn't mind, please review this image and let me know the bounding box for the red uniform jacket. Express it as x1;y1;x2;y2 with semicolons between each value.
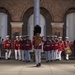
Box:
64;41;71;48
44;40;51;51
54;40;60;50
50;40;55;50
20;40;25;50
33;37;44;50
24;39;32;50
14;40;20;50
4;40;11;50
59;41;64;51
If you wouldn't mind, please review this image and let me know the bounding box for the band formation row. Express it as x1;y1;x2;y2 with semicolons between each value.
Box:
0;34;73;67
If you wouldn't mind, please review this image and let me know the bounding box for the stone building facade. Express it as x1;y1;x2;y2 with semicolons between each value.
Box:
0;0;75;37
0;0;75;57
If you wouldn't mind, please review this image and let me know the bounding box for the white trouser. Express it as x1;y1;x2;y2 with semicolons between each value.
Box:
5;49;11;59
22;50;26;61
15;50;21;60
25;50;31;61
45;51;51;61
55;49;59;60
0;49;1;58
58;51;62;60
35;49;41;65
66;54;69;60
41;43;44;53
51;50;55;60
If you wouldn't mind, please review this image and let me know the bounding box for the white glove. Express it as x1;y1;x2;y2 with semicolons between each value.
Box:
39;43;42;46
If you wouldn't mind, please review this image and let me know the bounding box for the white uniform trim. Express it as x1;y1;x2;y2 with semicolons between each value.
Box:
15;50;21;60
5;49;11;59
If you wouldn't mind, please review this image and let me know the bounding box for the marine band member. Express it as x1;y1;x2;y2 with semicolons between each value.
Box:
14;36;21;61
33;33;44;67
4;35;12;60
43;36;52;62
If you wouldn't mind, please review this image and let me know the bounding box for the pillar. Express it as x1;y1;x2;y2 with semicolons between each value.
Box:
34;0;40;26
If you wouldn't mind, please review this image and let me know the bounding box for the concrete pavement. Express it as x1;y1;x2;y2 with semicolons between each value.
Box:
0;60;75;75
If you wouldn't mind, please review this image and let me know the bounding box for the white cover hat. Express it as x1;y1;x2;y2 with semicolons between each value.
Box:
65;37;69;38
59;37;62;39
16;36;19;38
6;35;9;38
19;36;22;38
54;35;57;38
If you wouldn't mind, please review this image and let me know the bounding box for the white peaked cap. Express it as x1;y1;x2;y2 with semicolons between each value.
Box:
51;36;54;38
16;36;19;38
19;36;22;38
59;37;62;39
65;37;69;38
54;35;57;38
6;35;9;38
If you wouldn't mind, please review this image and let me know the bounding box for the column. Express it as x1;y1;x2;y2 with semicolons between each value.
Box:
34;0;40;26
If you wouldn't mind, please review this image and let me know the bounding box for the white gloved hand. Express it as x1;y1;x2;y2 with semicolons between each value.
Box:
39;42;42;46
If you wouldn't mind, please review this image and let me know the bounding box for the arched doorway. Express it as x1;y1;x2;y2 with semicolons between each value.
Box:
66;13;75;42
63;8;75;57
27;14;46;40
63;8;75;40
0;13;7;39
0;7;11;40
22;7;52;38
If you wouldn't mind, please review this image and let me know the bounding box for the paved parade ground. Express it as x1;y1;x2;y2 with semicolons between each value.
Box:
0;60;75;75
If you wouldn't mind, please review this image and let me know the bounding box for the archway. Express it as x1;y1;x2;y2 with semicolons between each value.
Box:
0;13;7;39
22;7;52;37
27;14;46;40
63;8;75;57
63;8;75;40
0;7;11;40
66;13;75;42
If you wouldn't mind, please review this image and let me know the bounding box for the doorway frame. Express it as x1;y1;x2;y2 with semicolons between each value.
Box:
0;7;11;38
22;7;52;36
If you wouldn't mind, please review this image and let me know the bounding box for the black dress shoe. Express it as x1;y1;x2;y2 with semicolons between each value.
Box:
66;59;69;61
46;60;49;63
36;64;39;67
50;60;53;62
8;58;10;60
23;60;25;62
26;60;30;62
33;59;35;62
39;63;41;66
27;61;30;62
19;60;21;61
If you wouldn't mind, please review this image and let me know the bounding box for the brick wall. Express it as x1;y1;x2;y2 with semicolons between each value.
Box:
0;0;75;57
0;0;75;22
0;0;75;37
